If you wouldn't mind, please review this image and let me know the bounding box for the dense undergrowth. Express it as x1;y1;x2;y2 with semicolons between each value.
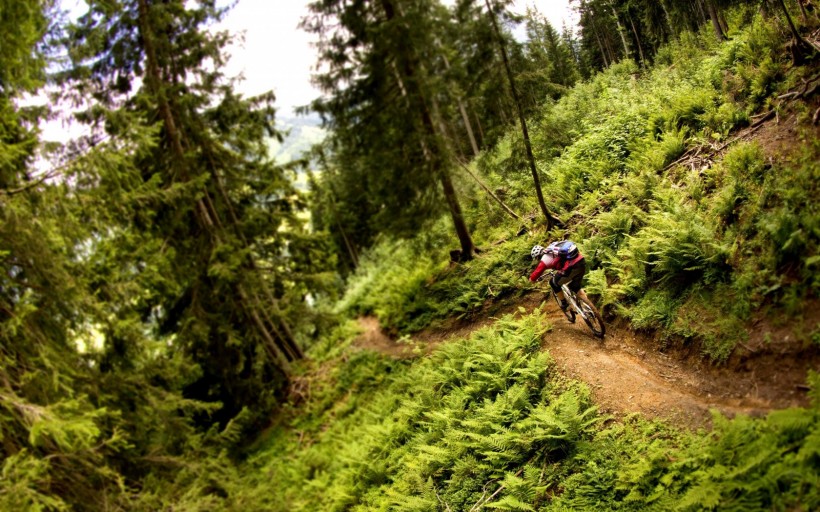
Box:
104;10;820;510
233;9;820;511
240;314;820;511
337;9;819;360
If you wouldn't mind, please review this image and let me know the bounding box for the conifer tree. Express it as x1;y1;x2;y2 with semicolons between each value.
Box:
0;2;135;508
61;0;324;422
522;9;580;102
481;0;559;228
304;0;477;261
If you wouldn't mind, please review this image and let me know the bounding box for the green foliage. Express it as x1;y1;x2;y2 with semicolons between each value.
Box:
240;8;818;511
1;2;817;509
475;11;819;359
243;313;606;510
339;232;537;333
238;323;820;511
2;0;332;509
339;17;818;353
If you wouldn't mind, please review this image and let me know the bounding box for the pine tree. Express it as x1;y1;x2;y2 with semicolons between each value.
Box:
61;0;324;423
522;8;580;102
304;0;477;261
0;2;133;508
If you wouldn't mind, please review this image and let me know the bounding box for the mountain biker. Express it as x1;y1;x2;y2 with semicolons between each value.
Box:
529;241;586;311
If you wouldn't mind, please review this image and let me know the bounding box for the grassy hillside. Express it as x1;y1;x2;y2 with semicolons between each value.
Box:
214;11;820;511
82;10;819;511
335;12;819;361
234;315;819;510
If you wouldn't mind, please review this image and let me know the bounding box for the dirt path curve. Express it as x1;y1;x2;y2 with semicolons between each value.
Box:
353;294;815;430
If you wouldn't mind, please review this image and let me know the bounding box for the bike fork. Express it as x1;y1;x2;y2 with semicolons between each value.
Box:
561;285;584;320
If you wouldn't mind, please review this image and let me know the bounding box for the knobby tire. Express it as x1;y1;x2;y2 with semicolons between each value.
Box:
578;295;605;339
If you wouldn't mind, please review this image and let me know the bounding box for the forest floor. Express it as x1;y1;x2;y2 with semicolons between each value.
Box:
354;292;817;430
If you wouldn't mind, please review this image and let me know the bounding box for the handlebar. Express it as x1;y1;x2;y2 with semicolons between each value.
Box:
537;269;559;282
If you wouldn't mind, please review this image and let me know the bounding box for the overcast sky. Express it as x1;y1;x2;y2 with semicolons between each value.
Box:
54;0;575;120
216;0;576;116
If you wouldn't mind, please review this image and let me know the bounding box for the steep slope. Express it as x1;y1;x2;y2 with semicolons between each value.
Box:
355;287;814;431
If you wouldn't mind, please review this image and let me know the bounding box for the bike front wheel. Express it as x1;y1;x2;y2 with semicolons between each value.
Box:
577;295;605;338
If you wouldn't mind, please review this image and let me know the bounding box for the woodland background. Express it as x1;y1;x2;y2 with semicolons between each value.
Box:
1;0;818;510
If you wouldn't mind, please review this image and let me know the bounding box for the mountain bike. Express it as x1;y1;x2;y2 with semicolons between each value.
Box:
543;270;605;339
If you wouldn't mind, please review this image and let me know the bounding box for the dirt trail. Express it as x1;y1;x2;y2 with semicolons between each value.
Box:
353;294;815;430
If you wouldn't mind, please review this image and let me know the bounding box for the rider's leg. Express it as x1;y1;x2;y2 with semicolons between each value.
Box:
552;260;587;309
566;259;586;290
549;275;569;309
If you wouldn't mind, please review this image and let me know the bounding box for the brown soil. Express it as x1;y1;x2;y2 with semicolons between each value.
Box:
353;292;818;430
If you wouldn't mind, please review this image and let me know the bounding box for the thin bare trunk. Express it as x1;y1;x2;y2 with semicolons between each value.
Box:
382;0;476;260
627;13;646;66
472;110;485;147
591;21;610;67
497;98;511;125
705;0;727;40
485;0;556;229
609;0;632;60
659;0;675;38
776;0;816;60
457;100;480;157
582;0;611;66
695;0;707;22
797;0;808;23
456;160;521;221
439;169;475;260
441;53;480;156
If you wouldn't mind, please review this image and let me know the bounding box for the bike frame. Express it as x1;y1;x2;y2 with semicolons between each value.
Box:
540;270;586;319
538;268;605;338
559;283;588;321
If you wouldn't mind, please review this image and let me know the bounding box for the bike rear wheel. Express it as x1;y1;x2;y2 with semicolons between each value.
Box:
553;290;575;323
577;295;605;338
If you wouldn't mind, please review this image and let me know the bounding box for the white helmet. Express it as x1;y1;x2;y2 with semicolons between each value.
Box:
530;245;544;260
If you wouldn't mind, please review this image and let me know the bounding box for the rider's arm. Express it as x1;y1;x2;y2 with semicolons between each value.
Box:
529;254;558;282
529;261;548;282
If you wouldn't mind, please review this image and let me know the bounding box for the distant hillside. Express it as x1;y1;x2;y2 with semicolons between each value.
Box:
269;114;326;165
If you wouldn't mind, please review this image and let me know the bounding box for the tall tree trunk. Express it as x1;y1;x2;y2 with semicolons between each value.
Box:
473;109;486;147
581;0;611;66
609;0;633;60
776;0;816;63
705;0;727;40
797;0;808;23
458;100;480;157
591;17;611;67
497;98;512;125
627;12;647;66
598;9;618;64
659;0;675;38
137;0;299;369
441;53;480;157
718;9;729;34
381;0;476;260
439;169;476;261
484;0;556;229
